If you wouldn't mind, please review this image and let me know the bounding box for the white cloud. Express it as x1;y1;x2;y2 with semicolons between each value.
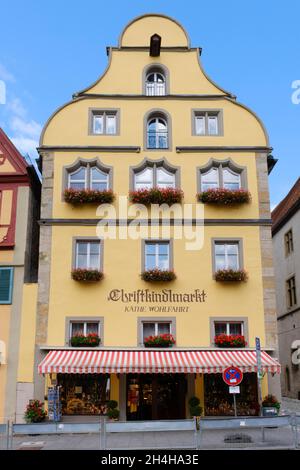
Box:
7;97;27;118
0;63;15;83
11;136;39;157
10;116;41;138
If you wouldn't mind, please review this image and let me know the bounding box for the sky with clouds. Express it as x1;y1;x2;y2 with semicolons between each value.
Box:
0;0;299;207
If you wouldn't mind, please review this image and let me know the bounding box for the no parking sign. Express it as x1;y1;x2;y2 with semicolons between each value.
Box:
222;366;243;386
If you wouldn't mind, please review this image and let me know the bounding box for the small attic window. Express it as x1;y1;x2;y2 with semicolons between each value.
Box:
150;34;161;57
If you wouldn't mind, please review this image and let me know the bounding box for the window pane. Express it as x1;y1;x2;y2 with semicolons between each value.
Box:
215;255;226;270
106;115;116;134
208;116;218;135
143;323;155;340
90;242;100;255
156;168;175;188
145;243;156;255
135;167;153;189
69;167;86;189
226;244;238;255
86;322;99;335
158;243;169;256
77;242;88;255
77;255;87;268
215;244;225;255
223;169;240;190
227;255;239;270
71;323;84;336
229;323;242;336
215;322;227;335
201;168;219;191
145;255;156;270
93;115;104;134
158;323;171;335
195;116;205;135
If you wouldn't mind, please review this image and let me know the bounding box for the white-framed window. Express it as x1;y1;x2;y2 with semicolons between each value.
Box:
199;162;243;191
214;242;240;271
134;164;176;190
142;321;171;342
70;321;100;338
194;111;220;136
75;240;101;270
145;241;170;270
146;72;166;96
91;111;117;135
214;321;244;337
67;164;110;191
147;116;168;149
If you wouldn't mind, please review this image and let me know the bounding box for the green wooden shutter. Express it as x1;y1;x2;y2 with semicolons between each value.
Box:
0;268;13;304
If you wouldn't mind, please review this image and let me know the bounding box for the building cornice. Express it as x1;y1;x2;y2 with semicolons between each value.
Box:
176;146;273;153
74;93;230;100
277;306;300;321
37;145;141;153
39;345;276;352
39;218;272;227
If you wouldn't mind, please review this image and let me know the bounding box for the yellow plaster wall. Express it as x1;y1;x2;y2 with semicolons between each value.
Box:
17;284;38;382
0;305;10;420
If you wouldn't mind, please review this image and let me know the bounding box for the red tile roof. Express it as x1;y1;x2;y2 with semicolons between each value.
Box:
272;178;300;234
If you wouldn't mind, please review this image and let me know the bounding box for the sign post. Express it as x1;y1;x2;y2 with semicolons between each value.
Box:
223;366;243;417
255;337;263;416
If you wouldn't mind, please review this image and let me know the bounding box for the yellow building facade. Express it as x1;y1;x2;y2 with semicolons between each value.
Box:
17;14;280;421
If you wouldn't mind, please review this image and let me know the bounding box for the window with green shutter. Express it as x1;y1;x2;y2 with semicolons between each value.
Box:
0;267;13;304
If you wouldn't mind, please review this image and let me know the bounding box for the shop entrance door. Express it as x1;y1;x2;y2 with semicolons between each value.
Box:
127;374;186;420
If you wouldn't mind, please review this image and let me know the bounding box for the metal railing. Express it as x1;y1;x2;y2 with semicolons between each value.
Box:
145;83;166;96
3;414;300;450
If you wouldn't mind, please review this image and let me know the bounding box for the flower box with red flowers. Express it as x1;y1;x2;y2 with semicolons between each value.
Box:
197;188;251;205
70;333;101;347
144;334;176;348
64;188;115;204
141;269;176;282
214;334;247;348
71;269;104;282
129;187;183;206
214;269;248;282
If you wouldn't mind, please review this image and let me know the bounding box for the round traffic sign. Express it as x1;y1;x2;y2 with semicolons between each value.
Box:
222;366;243;386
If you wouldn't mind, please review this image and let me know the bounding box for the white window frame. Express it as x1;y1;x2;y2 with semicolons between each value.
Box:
75;241;101;270
146;72;166;96
194;111;220;136
134;164;175;190
214;321;244;336
68;167;88;190
145;241;170;271
141;321;171;340
214;242;240;271
69;321;101;338
91;111;117;135
90;167;109;190
147;117;168;149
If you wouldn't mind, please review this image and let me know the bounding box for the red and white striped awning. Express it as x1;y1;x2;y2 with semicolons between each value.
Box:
38;349;281;375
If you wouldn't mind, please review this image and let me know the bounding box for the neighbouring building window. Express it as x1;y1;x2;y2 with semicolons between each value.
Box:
90;110;118;135
144;241;170;270
0;267;13;304
286;276;297;308
65;159;111;191
193;111;222;136
142;321;171;342
213;241;241;271
74;240;102;270
214;321;244;336
199;160;245;191
147;114;168;149
284;229;294;256
69;321;100;338
133;162;176;190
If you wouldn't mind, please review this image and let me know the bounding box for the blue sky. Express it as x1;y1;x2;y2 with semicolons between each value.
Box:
0;0;299;207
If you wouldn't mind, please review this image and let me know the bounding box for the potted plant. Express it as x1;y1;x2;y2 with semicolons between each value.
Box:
262;394;280;416
141;269;176;282
144;333;176;348
71;268;104;282
214;269;248;282
70;333;101;347
188;396;203;417
197;188;251;205
215;334;247;348
129;187;183;206
64;188;115;204
24;400;47;423
106;400;120;421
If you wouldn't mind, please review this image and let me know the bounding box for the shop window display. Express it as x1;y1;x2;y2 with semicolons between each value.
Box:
204;373;259;416
57;374;110;415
